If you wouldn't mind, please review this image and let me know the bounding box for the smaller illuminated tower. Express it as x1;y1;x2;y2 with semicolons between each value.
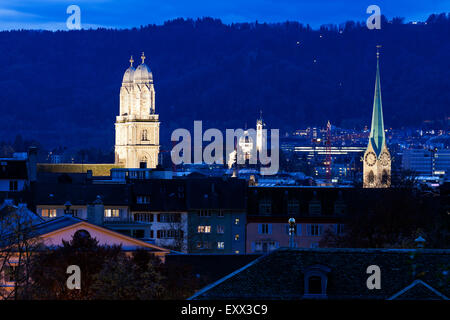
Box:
363;46;391;188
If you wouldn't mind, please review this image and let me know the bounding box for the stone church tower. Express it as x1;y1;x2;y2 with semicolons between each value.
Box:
363;46;391;188
115;53;160;168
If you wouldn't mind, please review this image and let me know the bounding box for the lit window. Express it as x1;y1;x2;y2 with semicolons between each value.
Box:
234;234;239;241
234;218;240;225
104;209;120;218
41;209;57;218
217;242;224;249
198;225;211;233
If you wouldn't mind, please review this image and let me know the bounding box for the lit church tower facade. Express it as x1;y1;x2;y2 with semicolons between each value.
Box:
256;110;264;153
115;53;160;168
363;46;391;188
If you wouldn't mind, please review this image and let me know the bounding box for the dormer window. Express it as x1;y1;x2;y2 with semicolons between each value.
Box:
303;265;331;299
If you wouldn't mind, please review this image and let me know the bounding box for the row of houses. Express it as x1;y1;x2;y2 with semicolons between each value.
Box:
0;150;349;254
1;150;449;300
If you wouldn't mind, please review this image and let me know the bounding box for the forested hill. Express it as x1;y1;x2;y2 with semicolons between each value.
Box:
0;14;449;149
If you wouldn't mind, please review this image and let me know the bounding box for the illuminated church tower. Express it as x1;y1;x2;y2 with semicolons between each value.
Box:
115;53;160;168
363;46;391;188
256;110;264;153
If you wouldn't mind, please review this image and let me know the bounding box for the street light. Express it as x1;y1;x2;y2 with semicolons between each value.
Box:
288;217;296;248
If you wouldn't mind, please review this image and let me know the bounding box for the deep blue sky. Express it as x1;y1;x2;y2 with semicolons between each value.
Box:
0;0;449;30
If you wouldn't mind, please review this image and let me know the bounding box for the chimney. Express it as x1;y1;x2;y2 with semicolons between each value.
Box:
18;203;27;209
27;146;37;182
87;195;104;225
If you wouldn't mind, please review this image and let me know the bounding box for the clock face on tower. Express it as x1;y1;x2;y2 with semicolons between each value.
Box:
364;151;376;167
380;151;390;166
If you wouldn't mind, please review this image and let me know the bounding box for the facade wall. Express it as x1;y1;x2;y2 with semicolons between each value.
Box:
246;222;342;253
188;210;246;254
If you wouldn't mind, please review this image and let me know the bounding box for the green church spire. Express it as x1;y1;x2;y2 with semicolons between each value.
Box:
369;45;385;157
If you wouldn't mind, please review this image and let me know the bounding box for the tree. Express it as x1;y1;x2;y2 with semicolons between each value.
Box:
29;232;123;299
92;255;165;300
0;205;42;300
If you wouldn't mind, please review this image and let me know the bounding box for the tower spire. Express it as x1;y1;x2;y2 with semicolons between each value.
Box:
369;45;385;157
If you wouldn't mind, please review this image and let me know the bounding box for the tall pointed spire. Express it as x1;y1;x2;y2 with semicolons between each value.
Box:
369;45;385;157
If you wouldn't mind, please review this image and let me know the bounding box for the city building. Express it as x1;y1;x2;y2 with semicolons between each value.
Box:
363;47;391;188
186;177;247;254
402;148;450;176
115;53;160;169
0;148;36;194
246;186;346;253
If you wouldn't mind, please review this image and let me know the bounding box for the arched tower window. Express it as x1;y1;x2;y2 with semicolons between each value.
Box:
141;129;148;141
381;170;390;185
140;156;148;169
368;170;375;184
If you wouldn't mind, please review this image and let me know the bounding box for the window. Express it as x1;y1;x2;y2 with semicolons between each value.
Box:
234;234;240;241
234;218;240;225
141;129;148;141
259;198;272;215
41;209;57;218
308;276;322;294
104;209;120;218
336;224;344;235
198;210;211;217
4;265;16;282
196;241;211;249
287;199;299;215
307;224;323;236
258;223;271;235
9;180;18;191
197;225;211;233
217;242;225;249
74;229;91;239
217;211;224;218
157;229;183;239
303;265;330;298
136;195;150;204
216;225;224;234
134;213;153;222
159;213;181;223
253;241;278;253
132;229;145;239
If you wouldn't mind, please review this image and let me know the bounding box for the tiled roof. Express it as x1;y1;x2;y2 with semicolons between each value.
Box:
34;182;130;206
185;178;246;210
190;248;450;300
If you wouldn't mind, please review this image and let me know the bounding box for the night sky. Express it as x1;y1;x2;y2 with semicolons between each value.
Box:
0;0;449;30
